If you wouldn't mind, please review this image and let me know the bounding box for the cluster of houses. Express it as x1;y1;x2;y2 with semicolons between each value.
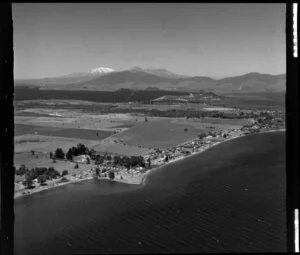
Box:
143;129;242;169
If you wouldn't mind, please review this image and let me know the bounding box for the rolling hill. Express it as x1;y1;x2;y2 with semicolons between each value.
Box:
15;68;286;93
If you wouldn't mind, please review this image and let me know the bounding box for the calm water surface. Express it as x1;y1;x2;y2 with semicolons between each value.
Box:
14;132;286;254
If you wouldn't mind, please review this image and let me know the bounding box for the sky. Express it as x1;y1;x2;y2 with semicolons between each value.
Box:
13;3;286;79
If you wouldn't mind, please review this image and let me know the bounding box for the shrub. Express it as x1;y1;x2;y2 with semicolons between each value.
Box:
59;177;69;183
37;175;47;185
95;156;104;165
95;155;104;165
16;164;28;176
198;133;206;139
88;148;96;158
34;167;47;176
113;155;121;165
45;167;60;179
164;155;169;162
23;171;35;188
61;170;69;176
184;128;188;132
108;171;115;180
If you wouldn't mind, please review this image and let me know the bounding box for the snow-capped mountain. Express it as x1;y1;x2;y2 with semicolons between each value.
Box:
88;67;115;74
15;67;115;86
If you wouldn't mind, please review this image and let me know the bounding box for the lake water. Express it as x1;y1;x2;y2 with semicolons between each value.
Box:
14;131;286;254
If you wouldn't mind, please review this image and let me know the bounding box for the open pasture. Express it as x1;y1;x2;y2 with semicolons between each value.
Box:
14;134;100;153
15;124;114;140
114;117;250;149
15;110;143;131
92;137;154;156
170;117;251;132
183;117;251;126
14;152;94;176
114;118;209;149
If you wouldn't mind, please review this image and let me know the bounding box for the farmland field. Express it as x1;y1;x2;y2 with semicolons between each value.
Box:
114;118;209;149
92;137;154;156
15;124;114;140
14;134;101;153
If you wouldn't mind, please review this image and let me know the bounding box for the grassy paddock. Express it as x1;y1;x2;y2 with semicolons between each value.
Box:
15;124;114;140
114;118;208;149
92;138;154;156
14;152;94;177
113;117;250;149
14;134;100;153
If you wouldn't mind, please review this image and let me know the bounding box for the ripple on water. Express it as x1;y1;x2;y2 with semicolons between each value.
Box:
15;132;286;254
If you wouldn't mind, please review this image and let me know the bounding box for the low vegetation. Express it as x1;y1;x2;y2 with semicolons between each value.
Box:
108;171;115;180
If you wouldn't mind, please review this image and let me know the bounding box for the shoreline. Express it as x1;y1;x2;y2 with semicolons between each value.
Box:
141;128;286;185
14;128;285;199
14;176;94;199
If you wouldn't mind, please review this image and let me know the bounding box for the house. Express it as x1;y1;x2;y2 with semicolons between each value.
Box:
251;124;260;130
74;155;91;164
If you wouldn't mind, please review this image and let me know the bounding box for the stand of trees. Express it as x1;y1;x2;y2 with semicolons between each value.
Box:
49;144;98;162
113;155;145;168
17;166;61;188
54;148;65;159
65;144;97;161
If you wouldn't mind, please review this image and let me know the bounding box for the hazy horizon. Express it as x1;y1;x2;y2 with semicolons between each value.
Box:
14;69;286;81
13;3;286;79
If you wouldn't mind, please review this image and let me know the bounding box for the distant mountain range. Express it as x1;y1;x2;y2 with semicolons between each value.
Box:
15;67;286;93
